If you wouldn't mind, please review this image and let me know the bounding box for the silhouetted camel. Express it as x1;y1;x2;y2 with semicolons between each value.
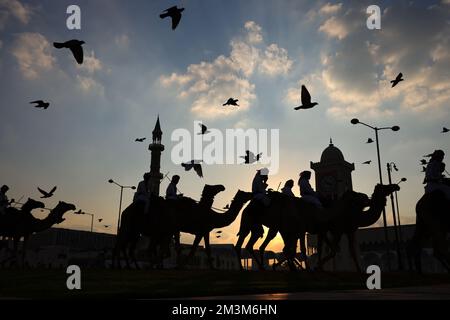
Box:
408;185;450;273
0;199;75;266
112;184;226;269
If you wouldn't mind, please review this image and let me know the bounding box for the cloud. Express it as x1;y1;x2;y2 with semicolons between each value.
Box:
287;2;450;119
0;0;32;25
160;21;292;119
319;3;343;15
11;32;55;79
77;75;105;96
319;16;349;40
78;50;102;74
259;44;293;76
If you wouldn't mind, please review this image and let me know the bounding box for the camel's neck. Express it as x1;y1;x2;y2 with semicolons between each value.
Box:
213;198;246;229
358;192;386;228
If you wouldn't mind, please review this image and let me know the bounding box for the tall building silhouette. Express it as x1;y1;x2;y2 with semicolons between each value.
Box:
310;139;355;200
148;116;165;196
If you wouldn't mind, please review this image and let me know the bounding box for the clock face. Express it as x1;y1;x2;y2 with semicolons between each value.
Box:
321;175;337;192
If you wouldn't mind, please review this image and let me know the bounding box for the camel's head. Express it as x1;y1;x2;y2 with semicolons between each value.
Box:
201;184;226;200
50;201;76;224
234;190;253;204
23;198;45;211
373;184;400;198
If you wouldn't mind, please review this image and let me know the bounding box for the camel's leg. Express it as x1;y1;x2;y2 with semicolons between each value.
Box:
245;226;265;270
259;228;278;269
317;233;341;271
432;232;450;273
298;233;310;271
203;233;215;269
182;235;202;268
346;232;362;273
234;230;250;271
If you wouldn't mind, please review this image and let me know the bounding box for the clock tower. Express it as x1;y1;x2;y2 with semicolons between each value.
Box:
310;139;354;200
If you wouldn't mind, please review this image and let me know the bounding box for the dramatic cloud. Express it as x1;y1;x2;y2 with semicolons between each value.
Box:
0;0;32;25
287;2;450;119
78;50;102;74
319;3;343;15
77;75;105;96
11;32;55;79
160;21;293;119
319;16;349;40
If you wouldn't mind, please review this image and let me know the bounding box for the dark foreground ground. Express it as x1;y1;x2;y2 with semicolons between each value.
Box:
0;269;449;299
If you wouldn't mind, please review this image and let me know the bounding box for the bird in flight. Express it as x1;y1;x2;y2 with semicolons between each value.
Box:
135;137;146;142
160;6;184;30
98;218;103;222
420;159;428;165
390;73;404;88
198;123;210;135
104;225;110;228
362;160;372;165
216;235;221;238
294;85;318;110
182;160;203;178
223;98;239;106
37;186;57;199
216;230;223;234
366;138;374;144
53;39;85;64
442;127;449;133
241;150;262;164
30;100;50;110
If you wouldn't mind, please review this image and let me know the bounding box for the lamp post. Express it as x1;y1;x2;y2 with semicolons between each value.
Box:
108;179;136;235
386;163;405;270
74;209;95;232
395;177;407;247
351;118;400;271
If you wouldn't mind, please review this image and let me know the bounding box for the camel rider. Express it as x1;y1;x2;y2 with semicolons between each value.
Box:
424;149;450;199
133;173;151;213
252;168;270;206
166;175;183;200
281;179;295;197
0;185;10;215
298;171;322;208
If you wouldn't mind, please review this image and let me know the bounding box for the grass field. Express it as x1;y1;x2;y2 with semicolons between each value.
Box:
1;269;450;299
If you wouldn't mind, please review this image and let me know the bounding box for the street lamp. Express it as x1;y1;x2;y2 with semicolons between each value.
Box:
395;177;407;245
108;179;136;235
74;209;95;232
386;162;405;270
351;118;400;271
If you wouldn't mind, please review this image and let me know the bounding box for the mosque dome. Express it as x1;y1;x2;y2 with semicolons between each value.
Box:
320;139;345;163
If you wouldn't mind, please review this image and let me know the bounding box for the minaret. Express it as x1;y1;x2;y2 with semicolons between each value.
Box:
147;116;165;196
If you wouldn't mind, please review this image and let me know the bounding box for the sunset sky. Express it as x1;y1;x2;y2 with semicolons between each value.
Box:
0;0;449;252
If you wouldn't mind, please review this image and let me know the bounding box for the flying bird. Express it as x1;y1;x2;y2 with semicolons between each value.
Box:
223;98;239;106
160;6;185;30
182;160;203;178
420;159;428;165
442;127;449;133
216;230;222;234
37;186;57;199
104;225;110;228
216;235;221;238
135;137;146;142
366;138;374;144
241;150;262;164
98;218;103;222
294;85;318;110
390;73;404;88
198;123;210;135
362;160;372;165
30;100;50;110
53;39;85;64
